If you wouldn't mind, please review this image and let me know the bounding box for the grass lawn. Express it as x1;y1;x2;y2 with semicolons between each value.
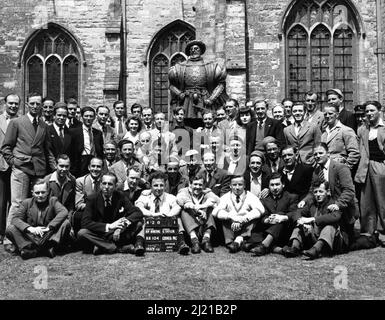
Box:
1;244;385;300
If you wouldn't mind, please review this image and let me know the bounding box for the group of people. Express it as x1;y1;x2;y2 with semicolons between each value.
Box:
0;87;384;261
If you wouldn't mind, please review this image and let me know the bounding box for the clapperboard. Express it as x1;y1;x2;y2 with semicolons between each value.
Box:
144;217;178;252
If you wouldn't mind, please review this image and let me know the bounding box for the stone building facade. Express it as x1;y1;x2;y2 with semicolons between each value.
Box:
0;0;384;115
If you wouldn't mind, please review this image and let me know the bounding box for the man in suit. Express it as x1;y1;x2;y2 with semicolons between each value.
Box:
123;168;146;204
299;143;357;243
0;93;20;244
246;99;285;155
93;105;116;144
280;145;313;200
65;98;82;129
326;88;357;132
195;110;222;158
47;102;72;171
44;154;76;214
5;179;70;259
223;135;247;176
69;106;104;178
77;172;144;255
141;107;156;131
304;91;325;129
262;136;285;175
112;100;127;141
243;150;270;198
272;104;291;128
321;104;360;170
198;152;231;197
42;97;55;125
103;141;118;172
284;103;321;164
169;106;193;159
281;98;294;126
1;92;51;253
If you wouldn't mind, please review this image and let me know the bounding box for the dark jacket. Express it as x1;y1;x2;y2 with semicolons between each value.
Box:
46;124;73;171
338;108;357;133
261;191;299;221
281;163;314;200
198;167;231;197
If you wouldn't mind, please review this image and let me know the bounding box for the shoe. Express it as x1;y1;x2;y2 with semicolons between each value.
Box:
227;241;240;253
201;239;214;253
282;245;300;258
176;233;189;255
117;244;136;254
4;243;16;254
251;243;271;256
191;238;201;254
302;247;320;260
241;241;255;252
0;235;4;245
20;248;38;260
93;246;103;256
134;237;145;256
46;247;56;258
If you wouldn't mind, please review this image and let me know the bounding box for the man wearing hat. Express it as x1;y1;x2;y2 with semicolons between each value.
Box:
326;88;357;132
180;149;202;181
168;40;228;128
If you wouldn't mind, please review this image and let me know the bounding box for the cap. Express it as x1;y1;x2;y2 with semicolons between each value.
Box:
185;40;206;56
326;88;344;99
185;149;199;158
249;150;266;164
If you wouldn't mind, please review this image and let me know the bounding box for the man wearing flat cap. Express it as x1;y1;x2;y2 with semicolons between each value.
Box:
326;88;357;132
168;40;228;128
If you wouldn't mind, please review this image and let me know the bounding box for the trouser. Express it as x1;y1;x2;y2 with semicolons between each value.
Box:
77;221;142;253
6;220;71;252
248;221;289;246
222;220;255;245
0;168;11;236
180;210;216;239
360;160;385;234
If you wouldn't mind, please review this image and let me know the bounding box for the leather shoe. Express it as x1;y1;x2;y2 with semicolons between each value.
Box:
117;244;136;254
201;239;214;253
227;241;240;253
4;243;16;254
176;233;189;255
134;238;145;256
20;248;38;260
302;247;320;260
0;235;4;245
241;241;255;252
191;238;201;254
282;245;300;258
251;244;270;256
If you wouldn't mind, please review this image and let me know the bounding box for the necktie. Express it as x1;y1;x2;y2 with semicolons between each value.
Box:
118;119;123;135
89;128;95;155
33;117;38;132
236;195;240;203
318;166;325;182
154;196;160;213
59;127;64;142
258;120;263;129
206;172;212;184
105;197;112;208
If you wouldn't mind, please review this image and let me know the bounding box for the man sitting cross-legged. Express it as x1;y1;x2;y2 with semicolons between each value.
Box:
77;172;144;255
6;179;71;259
212;175;265;253
249;173;298;256
176;173;220;253
135;171;190;255
282;179;349;260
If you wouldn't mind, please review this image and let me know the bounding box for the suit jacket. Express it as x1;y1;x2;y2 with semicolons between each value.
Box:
355;124;385;183
110;158;144;188
93;121;116;144
264;158;285;176
66;117;82;129
12;196;68;232
1;115;49;176
281;163;314;200
81;190;143;234
243;168;270;192
246;117;285;156
46;124;73;170
284;121;321;164
198;167;231;197
0;112;16;171
75;174;101;210
338;108;357;133
44;172;76;212
321;122;360;168
223;154;248;176
260;191;299;221
305;110;325;128
68;126;104;176
113;116;127;141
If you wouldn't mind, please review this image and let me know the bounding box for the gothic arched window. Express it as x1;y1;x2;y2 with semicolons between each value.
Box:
23;24;81;103
149;21;195;114
284;0;360;110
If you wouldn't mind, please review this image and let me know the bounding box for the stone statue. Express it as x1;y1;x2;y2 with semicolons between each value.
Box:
168;40;228;126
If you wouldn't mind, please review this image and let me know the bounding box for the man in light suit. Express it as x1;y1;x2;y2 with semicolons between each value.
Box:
326;88;357;132
246;99;285;155
112;100;127;141
1;92;51;253
304;91;325;129
93;105;116;144
0;93;20;244
284;103;321;164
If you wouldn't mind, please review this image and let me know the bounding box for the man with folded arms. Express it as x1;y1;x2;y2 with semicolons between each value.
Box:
177;173;219;253
6;179;70;259
78;172;143;255
213;175;265;253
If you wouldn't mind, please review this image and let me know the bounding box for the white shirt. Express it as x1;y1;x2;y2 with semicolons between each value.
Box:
82;124;93;155
294;122;302;137
27;112;38;125
135;192;179;217
325;120;342;140
369;118;385;140
53;123;64;137
250;173;262;197
323;159;331;182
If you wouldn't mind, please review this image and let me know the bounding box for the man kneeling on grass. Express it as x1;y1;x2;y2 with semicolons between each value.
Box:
282;179;349;260
176;173;219;253
6;179;71;260
78;172;144;255
212;175;265;253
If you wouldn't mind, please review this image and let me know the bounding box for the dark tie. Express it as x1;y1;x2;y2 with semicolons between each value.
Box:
318;166;325;182
59;127;64;142
118;119;123;135
206;172;212;184
89;128;95;155
236;195;240;203
154;196;160;213
258;120;263;129
33;117;38;132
